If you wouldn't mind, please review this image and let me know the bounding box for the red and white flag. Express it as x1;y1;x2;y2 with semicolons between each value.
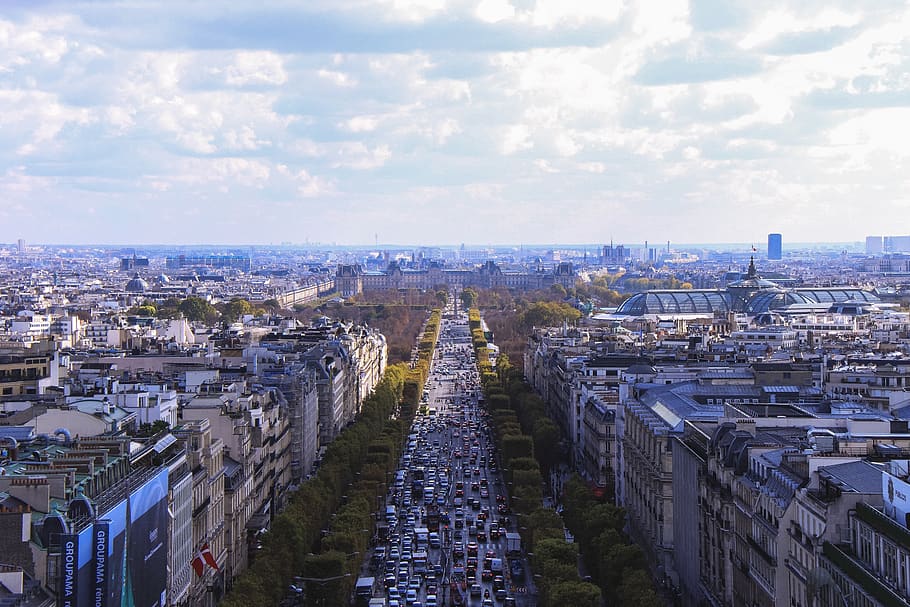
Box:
191;543;220;577
191;549;205;577
201;542;220;571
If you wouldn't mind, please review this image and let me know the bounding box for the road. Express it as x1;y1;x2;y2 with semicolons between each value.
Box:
358;301;535;607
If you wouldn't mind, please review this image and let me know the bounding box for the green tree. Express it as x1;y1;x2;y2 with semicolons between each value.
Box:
519;301;581;331
178;296;216;322
435;289;448;306
460;288;478;309
130;304;157;317
532;418;561;476
548;581;601;607
222;298;253;323
501;434;534;463
616;568;660;607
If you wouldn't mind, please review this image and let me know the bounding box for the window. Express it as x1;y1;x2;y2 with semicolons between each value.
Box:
883;542;897;583
858;525;873;564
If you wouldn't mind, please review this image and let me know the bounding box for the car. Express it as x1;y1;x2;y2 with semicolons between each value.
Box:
495;588;507;601
482;599;494;607
388;587;401;601
470;584;482;597
406;588;418;605
425;594;438;607
510;560;524;581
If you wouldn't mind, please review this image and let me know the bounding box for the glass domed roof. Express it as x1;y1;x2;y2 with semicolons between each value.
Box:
615;290;732;315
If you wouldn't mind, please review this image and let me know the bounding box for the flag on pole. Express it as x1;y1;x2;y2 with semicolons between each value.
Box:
201;543;220;571
191;549;205;577
192;543;220;576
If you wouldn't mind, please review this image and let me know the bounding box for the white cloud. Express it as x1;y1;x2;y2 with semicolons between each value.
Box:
225;51;288;86
739;8;862;50
317;68;357;87
2;0;910;244
528;0;623;28
342;116;380;132
475;0;514;24
381;0;448;22
330;143;392;169
501;124;533;155
294;168;336;197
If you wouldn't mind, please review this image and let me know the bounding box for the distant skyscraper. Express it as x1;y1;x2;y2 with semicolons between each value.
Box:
767;233;782;260
866;236;884;255
17;238;25;255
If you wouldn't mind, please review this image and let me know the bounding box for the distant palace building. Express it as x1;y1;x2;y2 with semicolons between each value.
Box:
336;259;576;297
614;257;879;317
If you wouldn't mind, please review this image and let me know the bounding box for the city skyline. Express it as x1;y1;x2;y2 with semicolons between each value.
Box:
2;1;910;245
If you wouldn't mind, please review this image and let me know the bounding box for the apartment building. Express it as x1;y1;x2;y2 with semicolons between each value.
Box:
825;359;910;413
0;351;59;396
172;419;227;607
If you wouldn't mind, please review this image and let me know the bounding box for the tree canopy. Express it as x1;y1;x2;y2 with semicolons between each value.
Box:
518;301;581;331
177;296;217;322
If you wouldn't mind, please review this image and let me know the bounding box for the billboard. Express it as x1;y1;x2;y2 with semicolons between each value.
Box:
58;533;79;607
93;521;110;607
57;468;169;607
58;525;94;607
126;468;169;607
883;471;910;528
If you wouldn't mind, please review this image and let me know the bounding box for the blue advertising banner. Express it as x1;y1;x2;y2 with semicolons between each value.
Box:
126;469;169;607
57;525;94;607
59;533;79;607
57;467;169;607
93;521;110;607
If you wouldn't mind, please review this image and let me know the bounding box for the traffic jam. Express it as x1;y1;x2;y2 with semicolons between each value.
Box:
357;304;528;607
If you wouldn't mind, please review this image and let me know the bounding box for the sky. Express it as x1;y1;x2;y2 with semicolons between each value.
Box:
2;0;910;246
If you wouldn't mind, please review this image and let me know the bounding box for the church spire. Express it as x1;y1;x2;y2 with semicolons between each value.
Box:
747;255;757;279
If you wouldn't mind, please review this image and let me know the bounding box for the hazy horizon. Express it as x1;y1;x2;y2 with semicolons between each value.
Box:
5;239;867;252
